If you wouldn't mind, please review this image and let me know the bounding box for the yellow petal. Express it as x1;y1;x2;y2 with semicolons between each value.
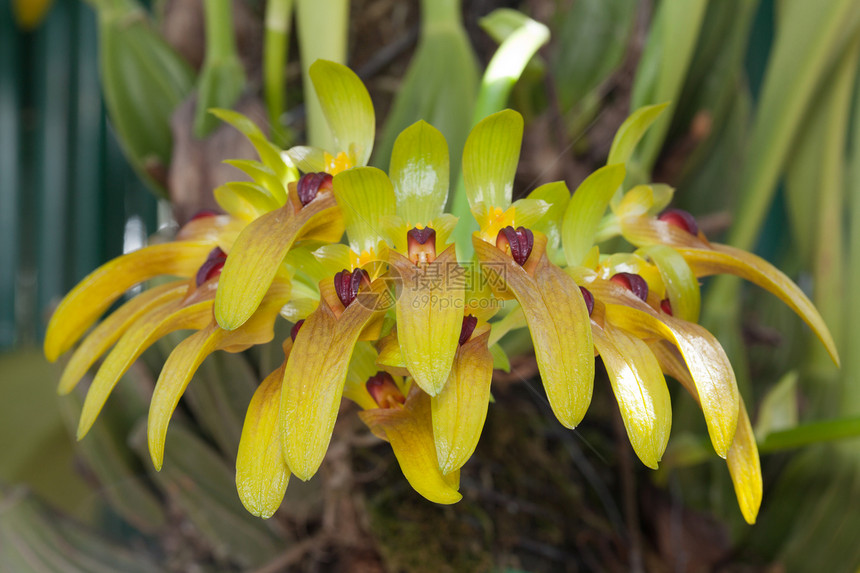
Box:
473;235;594;429
149;284;291;469
148;325;225;470
58;281;188;395
619;214;710;249
237;360;291;519
592;323;671;469
45;241;215;361
359;388;462;504
215;192;340;331
280;281;387;480
431;328;493;475
390;246;464;396
602;299;738;458
677;244;839;366
727;398;762;524
76;298;214;439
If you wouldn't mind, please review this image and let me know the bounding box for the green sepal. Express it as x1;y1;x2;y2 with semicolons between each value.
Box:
389;120;450;224
332;166;396;255
462;109;523;210
562;163;626;266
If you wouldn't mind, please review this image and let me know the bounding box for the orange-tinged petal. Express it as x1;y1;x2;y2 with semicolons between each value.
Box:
45;241;215;361
602;301;738;458
359;388;462;504
619;215;710;250
677;244;839;366
58;281;188;395
149;284;291;469
280;280;387;480
592;323;671;469
727;398;762;524
390;247;464;396
237;359;291;519
473;234;594;429
215;191;340;331
431;327;493;475
77;298;214;439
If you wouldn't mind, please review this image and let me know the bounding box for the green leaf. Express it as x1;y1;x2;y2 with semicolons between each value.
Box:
562;163;626;266
489;342;511;372
754;370;799;440
309;59;375;165
389;120;450;224
332;166;396;254
462;110;523;211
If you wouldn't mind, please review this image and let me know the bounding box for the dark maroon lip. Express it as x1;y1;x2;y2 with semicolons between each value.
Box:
297;172;333;206
459;315;478;346
366;371;405;408
496;226;534;266
290;319;305;341
658;208;699;236
195;247;227;287
579;286;595;316
334;268;370;308
610;272;649;302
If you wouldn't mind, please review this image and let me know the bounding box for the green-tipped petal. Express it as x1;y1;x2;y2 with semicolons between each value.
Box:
309;60;375;166
528;181;570;250
727;398;762;524
562;164;627;267
77;298;214;439
215;192;340;331
607;102;668;166
462;110;523;210
237;360;291;519
602;301;738;458
473;235;594;428
390;120;450;223
44;241;214;361
592;323;671;469
359;388;462;504
222;160;288;205
432;328;493;475
58;281;187;395
280;281;387;480
390;247;464;396
331;167;396;255
677;244;840;366
638;244;700;322
283;145;326;174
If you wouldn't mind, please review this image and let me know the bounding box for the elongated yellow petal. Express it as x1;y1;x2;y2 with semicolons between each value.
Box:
602;300;738;458
45;241;215;361
280;281;387;480
77;299;214;439
473;235;594;428
359;388;462;504
727;398;762;524
619;215;710;249
237;359;291;519
648;341;761;523
677;244;839;366
431;328;493;475
148;325;225;469
215;192;339;331
58;281;188;395
592;323;671;469
149;284;291;469
390;247;464;396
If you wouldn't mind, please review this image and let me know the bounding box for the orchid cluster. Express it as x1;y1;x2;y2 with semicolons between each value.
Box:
45;61;838;524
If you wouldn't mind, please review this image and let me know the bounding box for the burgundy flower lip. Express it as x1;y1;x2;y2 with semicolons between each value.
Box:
496;226;534;266
290;319;305;341
658;208;699;236
334;268;371;308
407;227;437;264
660;298;673;315
366;371;405;408
195;247;227;287
610;272;649;302
297;172;333;206
459;315;478;346
579;287;595;316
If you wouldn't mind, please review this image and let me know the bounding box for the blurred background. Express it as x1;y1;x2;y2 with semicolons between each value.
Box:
2;0;860;571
